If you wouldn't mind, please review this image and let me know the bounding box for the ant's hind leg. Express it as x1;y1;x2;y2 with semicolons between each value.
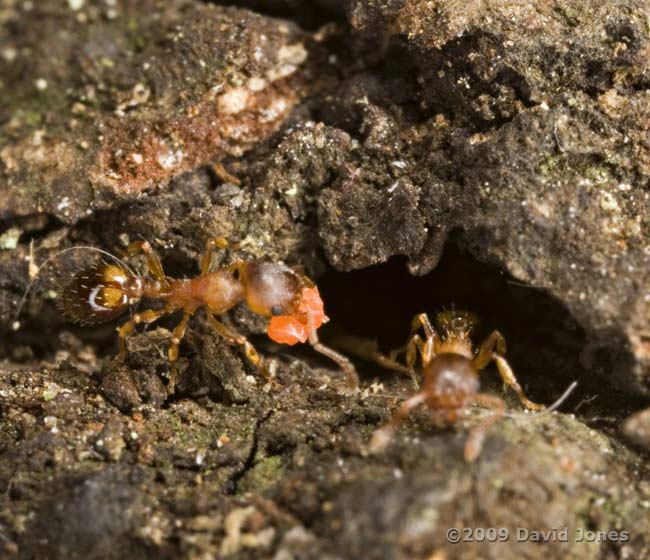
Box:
207;315;279;387
369;392;428;452
167;312;191;394
124;241;169;288
474;331;544;411
116;308;170;362
464;393;505;462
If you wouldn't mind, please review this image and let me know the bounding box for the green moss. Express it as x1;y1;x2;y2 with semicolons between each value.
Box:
238;455;285;494
126;18;147;53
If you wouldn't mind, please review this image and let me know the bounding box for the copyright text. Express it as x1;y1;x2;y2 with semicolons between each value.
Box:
445;527;629;544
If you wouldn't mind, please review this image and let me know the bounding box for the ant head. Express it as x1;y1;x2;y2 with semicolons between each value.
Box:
58;262;137;324
239;261;304;318
435;307;477;341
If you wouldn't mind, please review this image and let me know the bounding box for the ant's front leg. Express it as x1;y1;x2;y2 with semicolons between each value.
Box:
116;307;170;362
331;335;419;389
369;392;428;452
474;330;544;411
464;393;505;462
200;237;241;275
391;313;439;370
306;308;359;393
124;240;170;289
473;330;507;368
207;315;279;388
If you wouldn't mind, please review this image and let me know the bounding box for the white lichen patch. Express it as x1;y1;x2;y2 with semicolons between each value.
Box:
266;43;307;82
34;78;48;91
599;191;620;213
259;98;288;123
157;147;184;169
246;76;267;92
0;227;21;250
218;87;251;115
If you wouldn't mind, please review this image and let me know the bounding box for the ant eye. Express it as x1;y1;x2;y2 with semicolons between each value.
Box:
271;305;284;316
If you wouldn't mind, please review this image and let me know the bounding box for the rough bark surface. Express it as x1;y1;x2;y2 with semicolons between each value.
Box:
2;1;650;558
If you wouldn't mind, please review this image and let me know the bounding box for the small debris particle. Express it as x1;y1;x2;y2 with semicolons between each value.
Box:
0;227;21;250
600;192;620;213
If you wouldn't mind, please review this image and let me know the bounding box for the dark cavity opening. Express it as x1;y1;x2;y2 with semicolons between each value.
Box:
204;1;344;31
317;242;644;418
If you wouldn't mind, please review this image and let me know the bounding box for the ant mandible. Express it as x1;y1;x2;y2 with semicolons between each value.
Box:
58;238;358;394
369;309;544;462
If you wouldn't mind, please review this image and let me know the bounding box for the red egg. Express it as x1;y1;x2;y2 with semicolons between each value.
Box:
267;287;329;345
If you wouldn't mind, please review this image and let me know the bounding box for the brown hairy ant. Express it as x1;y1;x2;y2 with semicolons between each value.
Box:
57;238;358;393
369;309;544;461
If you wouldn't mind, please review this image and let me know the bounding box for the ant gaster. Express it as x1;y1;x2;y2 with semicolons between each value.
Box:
370;310;544;461
58;238;358;393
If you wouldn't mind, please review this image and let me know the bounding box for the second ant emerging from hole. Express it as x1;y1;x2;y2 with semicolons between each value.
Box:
58;238;358;394
369;309;544;462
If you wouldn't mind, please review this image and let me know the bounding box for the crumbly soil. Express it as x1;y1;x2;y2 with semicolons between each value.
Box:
2;1;650;559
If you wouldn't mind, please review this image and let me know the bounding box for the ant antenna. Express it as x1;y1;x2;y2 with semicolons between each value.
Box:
471;381;579;420
540;380;578;413
501;380;578;418
13;245;138;325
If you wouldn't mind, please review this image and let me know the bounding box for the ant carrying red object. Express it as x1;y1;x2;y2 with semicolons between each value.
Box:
57;238;358;394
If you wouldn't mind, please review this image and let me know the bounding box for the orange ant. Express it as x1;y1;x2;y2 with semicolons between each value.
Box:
369;309;544;462
57;238;358;394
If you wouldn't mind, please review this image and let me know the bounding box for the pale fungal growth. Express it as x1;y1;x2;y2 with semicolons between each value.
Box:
156;148;184;170
218;87;251;115
599;191;620;213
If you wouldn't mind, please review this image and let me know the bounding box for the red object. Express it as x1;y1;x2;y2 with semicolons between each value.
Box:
267;287;329;345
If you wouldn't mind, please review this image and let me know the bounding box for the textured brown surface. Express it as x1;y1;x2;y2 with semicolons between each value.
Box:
2;1;650;558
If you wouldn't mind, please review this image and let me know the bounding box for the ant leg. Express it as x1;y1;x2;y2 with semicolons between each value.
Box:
464;393;505;463
116;308;170;362
333;335;419;389
207;315;279;387
474;330;544;410
390;313;438;368
369;392;428;452
306;308;359;392
473;330;507;369
492;354;545;410
124;241;169;288
200;238;228;275
200;238;242;275
167;312;191;394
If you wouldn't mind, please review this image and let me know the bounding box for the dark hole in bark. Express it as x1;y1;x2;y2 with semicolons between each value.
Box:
203;0;344;31
317;241;645;417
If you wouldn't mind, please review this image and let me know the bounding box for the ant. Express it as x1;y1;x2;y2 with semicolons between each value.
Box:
57;238;358;394
369;309;544;462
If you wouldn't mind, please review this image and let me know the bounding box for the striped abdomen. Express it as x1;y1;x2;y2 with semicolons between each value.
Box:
58;263;141;324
